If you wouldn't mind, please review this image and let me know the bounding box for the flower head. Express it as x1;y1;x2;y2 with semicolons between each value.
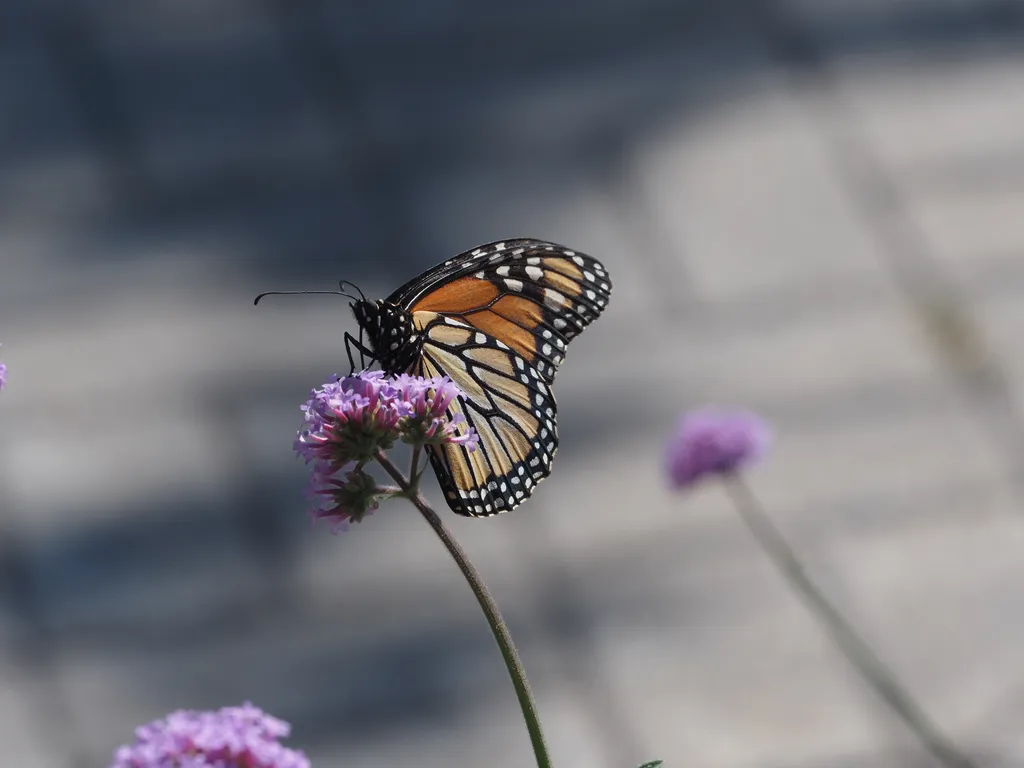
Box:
110;702;309;768
294;370;403;466
0;343;6;390
665;408;771;489
294;371;478;528
308;462;387;530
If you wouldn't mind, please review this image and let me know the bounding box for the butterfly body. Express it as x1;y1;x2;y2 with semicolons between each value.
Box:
351;300;423;375
350;238;611;517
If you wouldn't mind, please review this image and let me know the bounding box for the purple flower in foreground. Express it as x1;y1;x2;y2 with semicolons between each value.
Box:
665;408;771;489
110;702;309;768
0;343;6;390
295;371;479;528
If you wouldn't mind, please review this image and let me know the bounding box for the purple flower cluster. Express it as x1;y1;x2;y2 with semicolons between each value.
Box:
665;408;771;489
295;371;478;528
0;343;6;390
295;371;477;465
110;702;309;768
389;372;477;447
294;370;402;466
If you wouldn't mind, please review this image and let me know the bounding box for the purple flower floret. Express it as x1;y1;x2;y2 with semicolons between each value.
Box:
391;373;480;450
110;702;309;768
665;408;771;489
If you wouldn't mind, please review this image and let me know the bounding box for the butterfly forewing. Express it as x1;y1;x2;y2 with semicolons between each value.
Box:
414;312;557;516
396;239;611;384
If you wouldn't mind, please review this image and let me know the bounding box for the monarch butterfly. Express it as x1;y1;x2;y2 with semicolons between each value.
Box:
265;239;612;516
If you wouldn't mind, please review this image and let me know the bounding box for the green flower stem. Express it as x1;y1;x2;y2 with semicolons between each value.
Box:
408;444;421;483
375;450;553;768
723;475;977;768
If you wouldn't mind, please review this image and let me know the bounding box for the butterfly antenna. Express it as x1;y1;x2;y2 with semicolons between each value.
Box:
338;280;366;301
253;289;357;306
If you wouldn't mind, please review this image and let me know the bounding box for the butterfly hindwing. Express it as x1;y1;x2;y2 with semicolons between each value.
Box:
414;312;557;516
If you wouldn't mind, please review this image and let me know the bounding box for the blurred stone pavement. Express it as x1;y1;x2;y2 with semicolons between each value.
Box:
1;1;1024;766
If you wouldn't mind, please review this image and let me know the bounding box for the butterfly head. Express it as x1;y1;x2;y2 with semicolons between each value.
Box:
351;299;421;374
350;298;378;332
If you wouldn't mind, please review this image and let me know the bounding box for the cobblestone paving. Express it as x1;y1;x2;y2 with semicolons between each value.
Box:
1;2;1023;767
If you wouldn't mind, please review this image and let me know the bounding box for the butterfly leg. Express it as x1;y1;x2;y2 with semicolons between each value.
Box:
343;331;359;375
344;331;376;375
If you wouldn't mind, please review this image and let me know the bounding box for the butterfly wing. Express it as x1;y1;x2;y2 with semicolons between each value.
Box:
391;239;612;384
413;312;557;516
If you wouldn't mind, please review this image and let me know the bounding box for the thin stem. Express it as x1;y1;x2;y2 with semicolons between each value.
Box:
723;475;977;768
376;450;553;768
409;444;422;486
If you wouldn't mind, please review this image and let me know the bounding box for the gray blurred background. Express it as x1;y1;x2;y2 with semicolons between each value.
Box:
1;1;1024;766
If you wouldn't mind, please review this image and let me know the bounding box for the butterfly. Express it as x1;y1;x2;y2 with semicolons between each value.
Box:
346;238;612;516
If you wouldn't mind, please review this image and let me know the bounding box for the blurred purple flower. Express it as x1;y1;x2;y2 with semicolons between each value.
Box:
110;702;309;768
665;408;771;489
0;343;6;390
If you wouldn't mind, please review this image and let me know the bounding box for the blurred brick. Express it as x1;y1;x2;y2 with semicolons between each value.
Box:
0;664;69;768
635;80;896;304
804;498;1024;761
975;289;1024;422
0;34;110;223
80;0;339;191
838;52;1024;171
905;191;1024;275
582;531;925;767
